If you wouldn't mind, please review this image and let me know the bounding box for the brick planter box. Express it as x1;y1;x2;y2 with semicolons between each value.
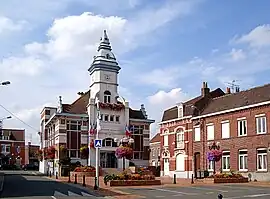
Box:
214;177;249;183
110;180;162;186
70;171;102;177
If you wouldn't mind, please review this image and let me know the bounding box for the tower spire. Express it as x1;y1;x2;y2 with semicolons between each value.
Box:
98;30;112;51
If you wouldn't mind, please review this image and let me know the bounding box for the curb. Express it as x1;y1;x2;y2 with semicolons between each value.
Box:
0;173;5;194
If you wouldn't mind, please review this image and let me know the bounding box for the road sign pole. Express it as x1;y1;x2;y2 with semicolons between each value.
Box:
94;97;100;189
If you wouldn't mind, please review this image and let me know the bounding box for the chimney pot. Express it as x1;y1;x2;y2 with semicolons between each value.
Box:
201;81;210;96
226;87;231;94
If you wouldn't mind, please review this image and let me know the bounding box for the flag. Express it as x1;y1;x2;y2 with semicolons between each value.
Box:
95;97;100;110
125;125;131;136
89;122;95;135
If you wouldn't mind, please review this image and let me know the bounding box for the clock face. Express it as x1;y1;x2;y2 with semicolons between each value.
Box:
104;74;110;81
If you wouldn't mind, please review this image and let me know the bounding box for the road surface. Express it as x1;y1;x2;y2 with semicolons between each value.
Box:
118;184;270;199
1;173;105;199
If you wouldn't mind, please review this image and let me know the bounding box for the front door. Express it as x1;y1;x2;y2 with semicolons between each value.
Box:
100;152;117;168
194;153;201;178
164;158;170;176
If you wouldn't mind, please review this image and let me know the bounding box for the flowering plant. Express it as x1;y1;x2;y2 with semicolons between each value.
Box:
36;149;43;161
80;146;89;159
115;146;133;160
207;149;222;162
98;102;125;111
44;146;56;160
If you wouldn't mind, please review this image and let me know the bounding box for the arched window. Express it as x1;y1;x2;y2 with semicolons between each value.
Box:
104;90;111;103
176;129;185;149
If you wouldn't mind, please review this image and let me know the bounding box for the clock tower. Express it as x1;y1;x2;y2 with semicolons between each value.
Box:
88;30;121;104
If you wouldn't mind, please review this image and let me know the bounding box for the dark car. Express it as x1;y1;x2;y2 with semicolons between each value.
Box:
23;164;39;171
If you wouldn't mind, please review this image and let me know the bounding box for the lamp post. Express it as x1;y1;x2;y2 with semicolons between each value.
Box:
114;136;134;171
207;141;220;174
1;81;11;86
94;97;101;190
0;116;12;129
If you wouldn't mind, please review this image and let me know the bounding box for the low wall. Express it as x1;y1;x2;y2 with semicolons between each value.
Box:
214;177;249;183
110;180;161;186
70;171;101;177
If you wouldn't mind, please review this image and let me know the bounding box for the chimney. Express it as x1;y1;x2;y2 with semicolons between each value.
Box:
226;87;231;94
235;87;240;93
140;104;148;119
201;82;210;97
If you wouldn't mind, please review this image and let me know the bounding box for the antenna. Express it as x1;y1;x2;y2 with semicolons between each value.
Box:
225;80;240;93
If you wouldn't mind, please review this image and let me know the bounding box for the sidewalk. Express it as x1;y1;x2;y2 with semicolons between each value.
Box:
0;173;4;194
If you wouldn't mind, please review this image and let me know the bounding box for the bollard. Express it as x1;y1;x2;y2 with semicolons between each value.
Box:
173;174;176;184
74;174;77;184
94;177;98;190
218;194;223;199
68;172;71;183
49;171;52;178
56;172;58;179
191;174;194;184
47;170;49;177
82;175;86;187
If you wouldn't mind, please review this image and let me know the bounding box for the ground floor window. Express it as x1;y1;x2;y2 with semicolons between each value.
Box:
239;150;248;171
257;148;267;171
208;160;214;171
222;151;230;171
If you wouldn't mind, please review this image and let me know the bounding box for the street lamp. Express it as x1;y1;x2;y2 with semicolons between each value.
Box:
1;81;11;86
114;136;134;171
208;141;220;150
207;141;221;174
0;116;12;129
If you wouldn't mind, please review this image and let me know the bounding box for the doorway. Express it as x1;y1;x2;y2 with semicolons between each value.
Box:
163;158;170;176
100;151;117;168
194;152;201;178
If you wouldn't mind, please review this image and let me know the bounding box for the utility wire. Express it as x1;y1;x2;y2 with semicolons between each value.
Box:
0;104;39;133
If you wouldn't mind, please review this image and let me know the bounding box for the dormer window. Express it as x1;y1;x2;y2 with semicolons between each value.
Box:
104;90;111;103
178;106;183;118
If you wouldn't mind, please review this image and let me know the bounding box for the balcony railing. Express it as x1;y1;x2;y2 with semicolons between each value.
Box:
176;141;185;149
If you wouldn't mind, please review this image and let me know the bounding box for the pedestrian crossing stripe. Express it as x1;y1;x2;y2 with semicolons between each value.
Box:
53;190;93;197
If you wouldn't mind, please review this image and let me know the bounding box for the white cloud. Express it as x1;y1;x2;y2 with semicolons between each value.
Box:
235;24;270;48
228;48;246;61
0;16;27;34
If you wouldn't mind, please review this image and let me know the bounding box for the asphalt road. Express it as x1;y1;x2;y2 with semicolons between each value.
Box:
119;184;270;199
0;173;105;199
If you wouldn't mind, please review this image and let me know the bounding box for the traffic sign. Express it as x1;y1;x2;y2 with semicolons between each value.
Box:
94;139;102;148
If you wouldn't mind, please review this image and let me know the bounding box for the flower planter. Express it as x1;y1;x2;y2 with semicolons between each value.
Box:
203;178;215;183
214;177;249;183
110;180;161;186
70;171;102;177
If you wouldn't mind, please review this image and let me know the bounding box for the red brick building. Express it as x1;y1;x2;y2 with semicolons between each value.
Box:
192;83;270;181
0;128;25;167
159;82;270;181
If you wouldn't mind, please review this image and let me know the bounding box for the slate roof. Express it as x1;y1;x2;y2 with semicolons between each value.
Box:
161;88;224;121
201;83;270;115
150;133;160;143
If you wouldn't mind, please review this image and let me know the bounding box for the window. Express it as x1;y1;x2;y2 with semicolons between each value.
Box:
157;148;160;156
115;116;120;122
238;119;247;136
256;116;267;134
257;148;267;171
110;115;114;122
70;150;77;158
176;129;184;148
45;110;50;115
207;124;214;140
152;149;155;157
104;115;109;121
208;160;214;171
194;127;200;141
60;119;65;124
163;135;168;147
222;151;230;171
239;150;248;171
104;90;111;103
221;121;230;139
178;107;183;118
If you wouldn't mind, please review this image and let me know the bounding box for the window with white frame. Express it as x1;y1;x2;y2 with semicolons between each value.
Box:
163;135;168;147
104;90;111;103
238;119;247;136
152;148;155;157
207;124;214;140
257;148;267;171
194;127;200;141
208;160;214;171
256;116;267;134
221;121;230;139
239;150;248;171
222;151;230;171
178;106;183;118
176;130;184;142
1;144;10;153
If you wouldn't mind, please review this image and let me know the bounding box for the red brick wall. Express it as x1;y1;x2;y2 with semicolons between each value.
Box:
192;105;270;173
0;141;25;165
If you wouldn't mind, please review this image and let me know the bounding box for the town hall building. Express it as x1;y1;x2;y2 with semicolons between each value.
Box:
39;30;154;175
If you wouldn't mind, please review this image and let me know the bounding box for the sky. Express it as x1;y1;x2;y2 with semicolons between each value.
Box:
0;0;270;145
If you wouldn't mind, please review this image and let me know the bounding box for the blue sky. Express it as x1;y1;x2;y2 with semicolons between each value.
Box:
0;0;270;144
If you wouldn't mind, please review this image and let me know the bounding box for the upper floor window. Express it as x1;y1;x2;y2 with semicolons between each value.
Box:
221;121;230;139
207;124;214;140
256;116;267;134
104;90;111;103
1;144;10;153
163;135;168;147
194;126;200;142
178;106;183;118
176;129;184;142
238;119;247;136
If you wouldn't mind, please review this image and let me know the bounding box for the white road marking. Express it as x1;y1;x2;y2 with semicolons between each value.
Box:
155;196;165;198
81;191;94;196
68;191;81;196
188;186;228;192
153;188;198;195
224;193;270;199
51;196;57;199
54;191;67;196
